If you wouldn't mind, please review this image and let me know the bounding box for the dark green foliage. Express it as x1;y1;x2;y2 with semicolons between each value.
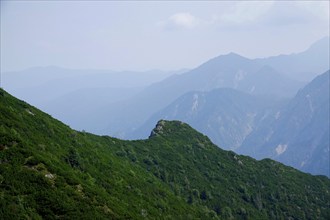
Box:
65;148;83;170
0;88;329;219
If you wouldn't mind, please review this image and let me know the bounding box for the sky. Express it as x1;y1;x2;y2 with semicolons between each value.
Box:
1;1;329;72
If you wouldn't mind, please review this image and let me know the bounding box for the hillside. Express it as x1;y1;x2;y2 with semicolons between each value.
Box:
0;89;329;219
239;70;330;176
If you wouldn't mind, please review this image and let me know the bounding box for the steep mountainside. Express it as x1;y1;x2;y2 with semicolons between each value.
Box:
1;89;329;219
130;88;285;150
239;70;330;176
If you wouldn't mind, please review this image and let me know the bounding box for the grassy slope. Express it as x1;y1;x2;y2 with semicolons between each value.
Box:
0;88;329;219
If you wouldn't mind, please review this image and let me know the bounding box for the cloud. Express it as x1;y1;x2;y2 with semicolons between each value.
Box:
211;1;328;30
158;12;200;30
260;1;329;26
156;2;328;34
293;1;329;21
218;1;274;26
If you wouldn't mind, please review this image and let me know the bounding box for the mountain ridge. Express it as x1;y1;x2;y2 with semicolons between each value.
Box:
131;88;277;149
135;70;329;176
255;36;329;81
1;88;329;219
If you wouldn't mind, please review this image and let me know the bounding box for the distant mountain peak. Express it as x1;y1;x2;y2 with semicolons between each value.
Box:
194;52;253;73
308;36;329;48
200;52;251;66
227;52;244;56
306;36;330;54
220;52;250;60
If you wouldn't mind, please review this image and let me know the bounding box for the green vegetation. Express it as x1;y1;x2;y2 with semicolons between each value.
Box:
0;88;329;219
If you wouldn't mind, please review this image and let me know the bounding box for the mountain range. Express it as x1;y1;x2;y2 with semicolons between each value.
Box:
255;36;330;82
2;37;329;177
134;71;329;176
98;37;328;138
97;53;303;137
1;88;329;219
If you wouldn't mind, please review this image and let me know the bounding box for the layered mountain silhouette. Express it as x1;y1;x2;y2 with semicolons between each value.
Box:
98;38;328;138
99;52;303;137
0;88;329;219
256;36;329;81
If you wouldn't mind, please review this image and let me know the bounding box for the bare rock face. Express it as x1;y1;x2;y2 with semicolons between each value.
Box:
149;120;166;138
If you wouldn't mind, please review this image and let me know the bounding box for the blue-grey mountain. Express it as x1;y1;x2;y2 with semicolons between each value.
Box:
239;70;330;176
256;37;329;82
100;53;304;137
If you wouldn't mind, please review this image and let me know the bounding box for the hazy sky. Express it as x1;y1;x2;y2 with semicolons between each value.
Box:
1;1;329;72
